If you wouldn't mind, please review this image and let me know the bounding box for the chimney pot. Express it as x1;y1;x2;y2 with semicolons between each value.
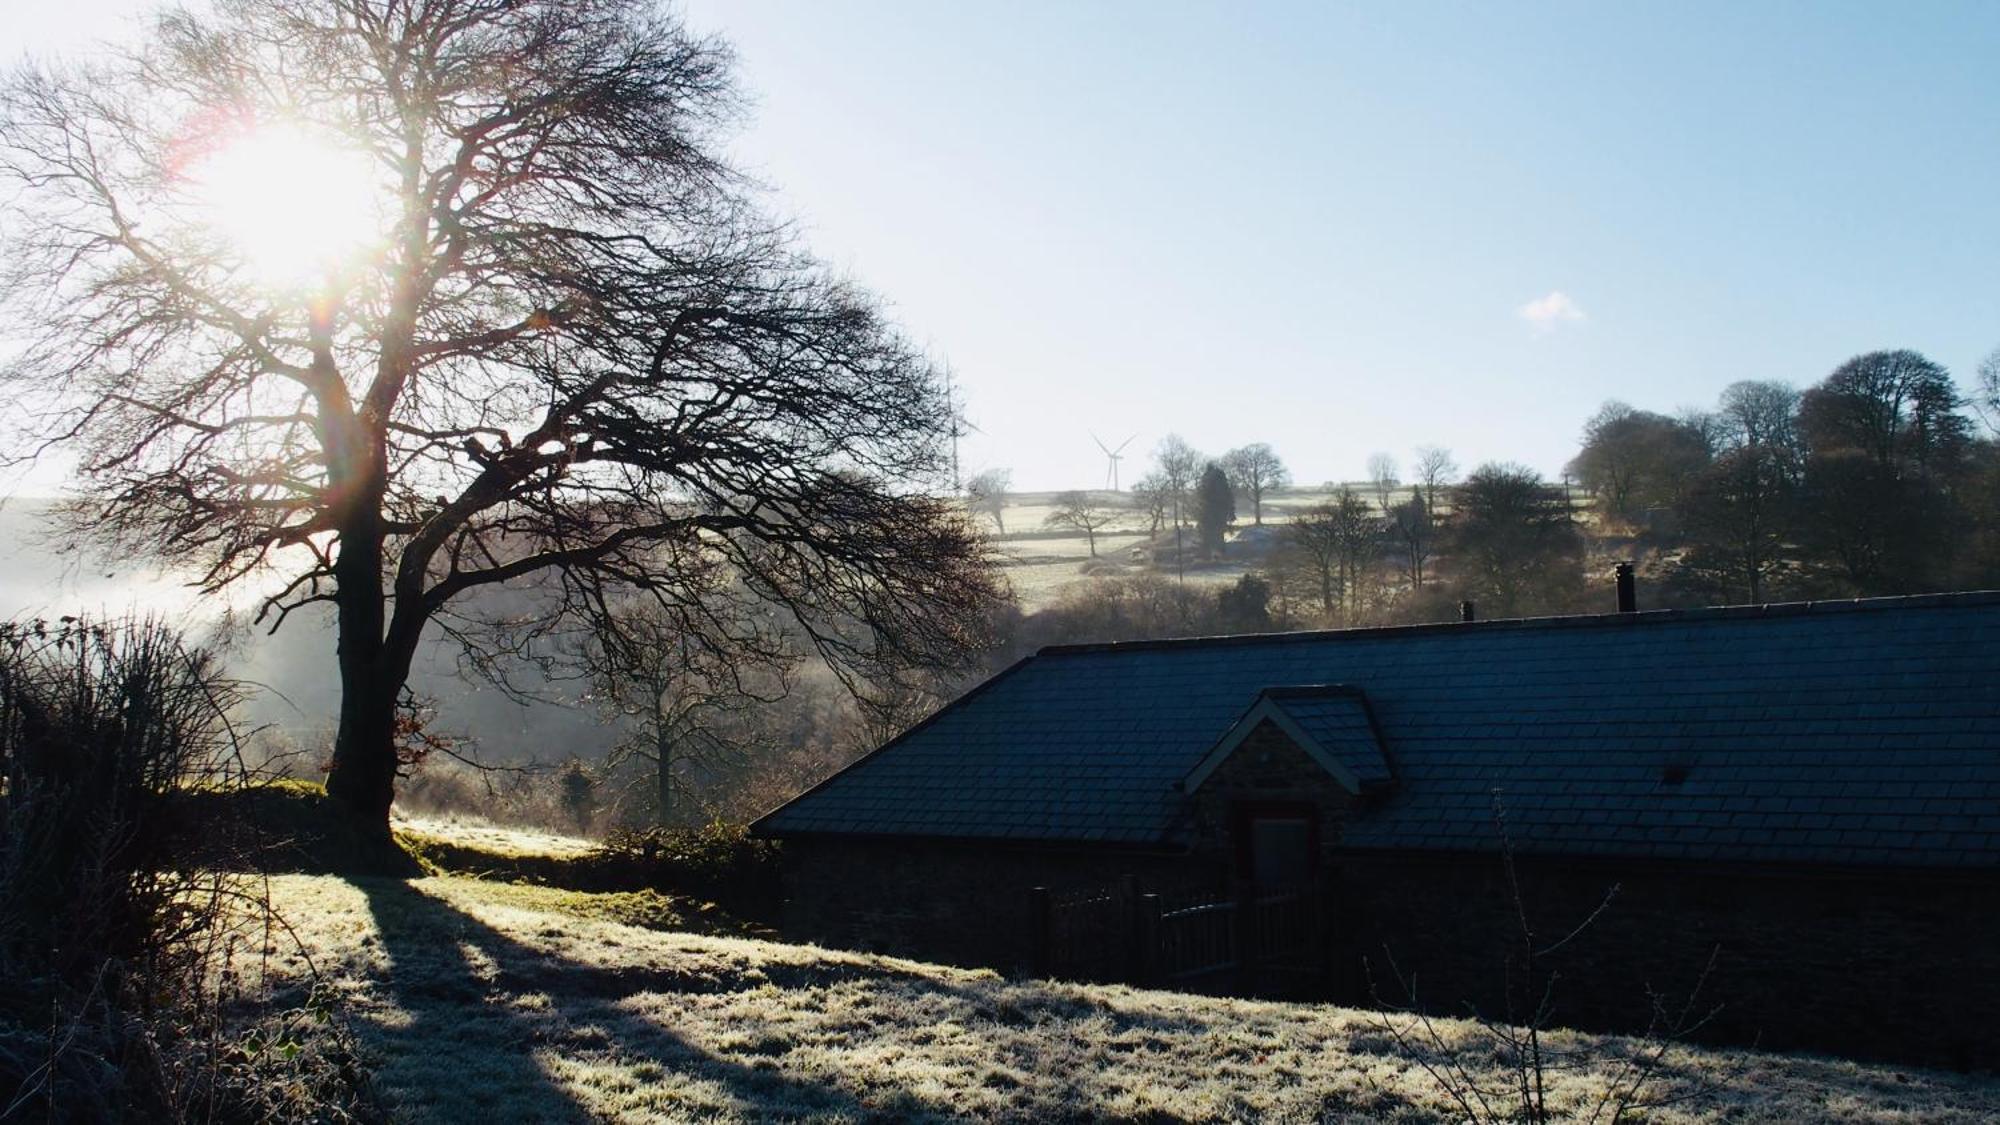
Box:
1614;562;1637;613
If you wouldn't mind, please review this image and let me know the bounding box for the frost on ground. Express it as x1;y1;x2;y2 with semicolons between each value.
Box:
393;813;599;859
261;874;1997;1124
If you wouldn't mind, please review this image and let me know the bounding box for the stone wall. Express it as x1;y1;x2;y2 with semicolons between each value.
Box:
779;837;1223;972
1335;851;2000;1069
1185;717;1360;865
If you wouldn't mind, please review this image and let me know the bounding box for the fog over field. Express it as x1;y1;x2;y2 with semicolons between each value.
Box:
0;500;614;765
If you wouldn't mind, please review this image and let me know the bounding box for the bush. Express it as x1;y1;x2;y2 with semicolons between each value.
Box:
593;821;781;915
0;617;376;1120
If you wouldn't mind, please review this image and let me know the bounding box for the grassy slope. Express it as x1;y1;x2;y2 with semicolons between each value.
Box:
259;874;1997;1124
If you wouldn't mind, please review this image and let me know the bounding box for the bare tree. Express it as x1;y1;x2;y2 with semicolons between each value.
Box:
580;562;799;827
1798;350;1969;478
0;0;998;833
1366;452;1401;512
1676;406;1727;458
1387;493;1435;590
1285;486;1378;623
1567;402;1711;519
1130;471;1172;537
1717;380;1802;452
1371;795;1721;1125
1153;434;1205;530
965;468;1013;534
1676;445;1793;604
1449;464;1584;617
1043;490;1118;558
1974;346;2000;439
1220;443;1290;525
1413;445;1458;517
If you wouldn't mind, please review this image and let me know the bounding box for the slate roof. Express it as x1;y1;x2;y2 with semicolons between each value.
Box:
754;592;2000;869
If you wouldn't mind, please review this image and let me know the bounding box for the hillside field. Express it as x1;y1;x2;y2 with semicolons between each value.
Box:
981;485;1398;612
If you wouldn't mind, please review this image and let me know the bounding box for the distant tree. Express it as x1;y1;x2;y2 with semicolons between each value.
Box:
1794;351;1973;594
1798;350;1970;478
966;469;1013;533
1413;446;1459;517
1675;407;1727;459
1976;347;2000;438
1025;573;1223;645
1674;445;1795;604
1795;452;1955;596
1567;402;1712;519
558;759;597;835
1044;490;1119;557
1718;380;1804;455
1216;573;1274;632
1130;471;1173;536
1195;463;1236;557
1387;493;1436;589
1286;486;1378;622
1220;443;1291;525
1447;463;1584;617
1366;453;1401;512
1154;435;1206;530
0;0;999;835
582;583;798;827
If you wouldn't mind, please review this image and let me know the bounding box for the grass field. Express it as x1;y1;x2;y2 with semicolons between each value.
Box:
251;872;2000;1124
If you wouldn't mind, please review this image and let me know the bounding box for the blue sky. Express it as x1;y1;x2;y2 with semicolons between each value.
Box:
18;1;2000;490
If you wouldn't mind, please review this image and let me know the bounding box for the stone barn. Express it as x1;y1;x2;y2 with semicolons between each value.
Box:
753;592;2000;1067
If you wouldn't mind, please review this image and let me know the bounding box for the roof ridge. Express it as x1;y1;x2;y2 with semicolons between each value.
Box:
1034;589;2000;658
1259;684;1366;700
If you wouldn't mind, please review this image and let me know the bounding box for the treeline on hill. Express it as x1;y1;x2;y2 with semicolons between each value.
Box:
374;346;2000;841
1042;346;2000;634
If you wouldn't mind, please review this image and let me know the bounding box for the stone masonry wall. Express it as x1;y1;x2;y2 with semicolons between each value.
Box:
1335;851;2000;1069
780;838;1224;973
1185;717;1360;865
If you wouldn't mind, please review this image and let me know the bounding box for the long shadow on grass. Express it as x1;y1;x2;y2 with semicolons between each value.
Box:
349;876;962;1123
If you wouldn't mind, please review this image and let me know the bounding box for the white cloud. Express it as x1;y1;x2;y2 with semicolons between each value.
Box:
1518;290;1586;335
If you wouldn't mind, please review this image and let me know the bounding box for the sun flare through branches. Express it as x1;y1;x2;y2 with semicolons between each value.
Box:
188;122;384;291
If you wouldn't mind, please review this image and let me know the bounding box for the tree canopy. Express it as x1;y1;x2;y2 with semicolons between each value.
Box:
0;0;998;831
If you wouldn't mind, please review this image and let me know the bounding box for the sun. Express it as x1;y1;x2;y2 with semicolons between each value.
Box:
190;122;385;291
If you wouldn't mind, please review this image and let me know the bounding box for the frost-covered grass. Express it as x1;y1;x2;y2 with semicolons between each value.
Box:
394;812;599;860
261;874;2000;1124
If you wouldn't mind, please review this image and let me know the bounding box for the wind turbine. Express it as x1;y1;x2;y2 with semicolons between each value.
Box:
945;364;982;492
1091;432;1138;491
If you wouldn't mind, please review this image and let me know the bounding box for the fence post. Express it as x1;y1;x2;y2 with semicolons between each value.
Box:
1314;868;1335;997
1136;893;1162;987
1119;874;1141;983
1028;886;1051;978
1231;878;1255;993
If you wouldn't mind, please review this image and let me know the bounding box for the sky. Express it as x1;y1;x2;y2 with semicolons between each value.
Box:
10;0;2000;492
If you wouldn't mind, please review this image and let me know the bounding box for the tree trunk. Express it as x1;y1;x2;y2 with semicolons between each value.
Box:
322;529;417;836
325;668;400;834
317;363;405;837
656;729;674;828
